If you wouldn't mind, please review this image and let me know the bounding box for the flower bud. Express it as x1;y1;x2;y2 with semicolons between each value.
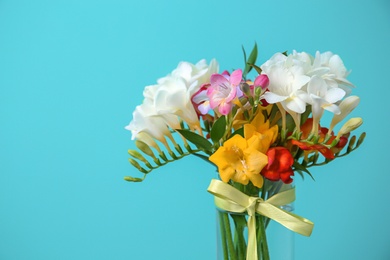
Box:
336;117;363;139
254;74;269;89
240;82;251;97
124;176;144;182
136;139;158;158
128;159;149;174
329;96;360;133
128;150;153;168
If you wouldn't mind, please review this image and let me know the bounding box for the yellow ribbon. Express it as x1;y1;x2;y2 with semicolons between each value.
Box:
207;179;314;260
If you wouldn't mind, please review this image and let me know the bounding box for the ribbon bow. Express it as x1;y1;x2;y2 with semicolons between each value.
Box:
207;179;314;260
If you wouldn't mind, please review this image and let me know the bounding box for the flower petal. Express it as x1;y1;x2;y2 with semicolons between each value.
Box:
262;92;287;104
325;87;345;104
284;97;306;114
229;69;243;86
210;73;229;87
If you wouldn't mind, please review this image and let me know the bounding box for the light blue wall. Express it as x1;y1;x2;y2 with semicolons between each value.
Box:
1;0;389;259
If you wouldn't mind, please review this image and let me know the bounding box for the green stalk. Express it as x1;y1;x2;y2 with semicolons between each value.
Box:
222;212;237;260
218;211;229;260
258;215;270;260
232;214;247;259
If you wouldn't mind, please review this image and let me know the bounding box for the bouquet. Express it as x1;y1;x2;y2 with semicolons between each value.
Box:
124;44;365;260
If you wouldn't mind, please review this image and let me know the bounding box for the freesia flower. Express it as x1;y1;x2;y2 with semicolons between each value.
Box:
290;118;334;159
126;103;172;142
244;111;278;153
311;51;353;94
260;52;311;132
328;95;360;134
291;139;335;160
153;76;201;128
125;104;174;152
291;118;349;160
207;69;243;115
261;61;310;114
191;83;211;115
167;59;219;96
302;75;346;134
261;147;294;184
127;59;219;141
209;134;268;188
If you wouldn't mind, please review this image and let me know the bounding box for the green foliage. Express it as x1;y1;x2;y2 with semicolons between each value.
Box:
176;129;213;153
293;161;315;181
242;43;258;79
231;127;244;138
210;116;227;144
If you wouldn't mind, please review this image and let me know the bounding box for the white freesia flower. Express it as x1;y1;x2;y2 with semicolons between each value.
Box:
261;50;356;135
302;76;346;133
125;103;172;142
160;59;219;96
126;59;219;143
153;59;218;130
142;86;182;130
153;76;200;128
261;53;310;114
311;51;353;94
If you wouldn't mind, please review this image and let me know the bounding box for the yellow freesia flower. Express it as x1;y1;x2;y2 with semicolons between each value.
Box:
209;134;268;188
244;110;278;153
232;108;248;131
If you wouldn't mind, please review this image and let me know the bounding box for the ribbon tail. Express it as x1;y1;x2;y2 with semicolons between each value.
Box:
246;215;257;260
257;203;314;237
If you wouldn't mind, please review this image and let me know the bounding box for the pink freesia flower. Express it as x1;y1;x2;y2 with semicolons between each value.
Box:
207;69;243;115
191;83;211;115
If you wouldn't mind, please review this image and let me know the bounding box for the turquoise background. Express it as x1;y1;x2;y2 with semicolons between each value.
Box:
1;0;389;259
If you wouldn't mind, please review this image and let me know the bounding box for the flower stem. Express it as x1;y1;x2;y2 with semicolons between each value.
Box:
232;214;247;259
258;215;270;260
218;211;229;260
221;212;237;260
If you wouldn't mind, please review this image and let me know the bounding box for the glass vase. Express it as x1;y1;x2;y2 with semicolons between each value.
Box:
215;181;295;260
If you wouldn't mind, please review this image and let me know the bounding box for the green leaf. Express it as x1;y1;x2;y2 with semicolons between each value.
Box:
231;127;244;138
243;43;258;78
249;63;262;74
176;129;213;153
210;116;227;144
242;45;247;70
285;113;295;133
293;161;315;181
192;152;210;162
295;170;305;180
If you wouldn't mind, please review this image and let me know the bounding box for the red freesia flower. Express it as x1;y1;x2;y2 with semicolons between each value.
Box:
291;139;335;159
261;147;294;184
292;118;349;160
